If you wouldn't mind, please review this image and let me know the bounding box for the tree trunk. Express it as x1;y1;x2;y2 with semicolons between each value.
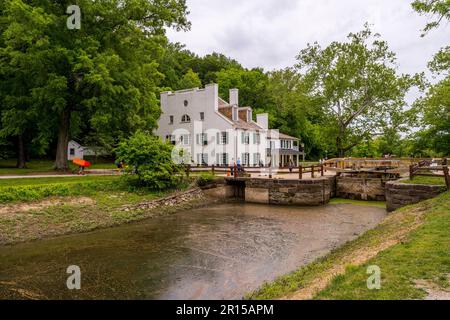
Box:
54;109;71;171
336;127;345;158
16;134;27;169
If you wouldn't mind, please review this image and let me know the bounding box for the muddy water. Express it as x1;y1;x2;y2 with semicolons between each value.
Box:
0;203;386;300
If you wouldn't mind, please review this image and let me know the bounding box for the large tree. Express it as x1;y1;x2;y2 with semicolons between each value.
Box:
412;0;450;35
0;0;190;170
296;25;420;157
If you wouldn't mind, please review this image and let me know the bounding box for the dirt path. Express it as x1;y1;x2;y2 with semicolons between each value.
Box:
286;204;430;300
0;197;95;216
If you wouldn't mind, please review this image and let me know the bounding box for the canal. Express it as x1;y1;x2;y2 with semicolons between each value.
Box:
0;203;386;299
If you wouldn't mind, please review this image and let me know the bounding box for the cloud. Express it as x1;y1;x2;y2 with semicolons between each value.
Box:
167;0;449;78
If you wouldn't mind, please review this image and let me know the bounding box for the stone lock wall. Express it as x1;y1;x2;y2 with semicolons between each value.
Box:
244;177;336;206
385;180;447;212
336;177;388;201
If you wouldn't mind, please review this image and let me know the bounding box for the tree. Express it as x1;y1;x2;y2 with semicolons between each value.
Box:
295;25;420;157
115;131;182;189
0;0;190;170
176;68;202;90
412;0;450;35
215;67;270;109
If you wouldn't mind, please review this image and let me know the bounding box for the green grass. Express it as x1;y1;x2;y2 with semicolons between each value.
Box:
247;191;450;300
0;176;130;203
401;175;446;186
329;198;386;208
0;175;120;187
0;159;115;175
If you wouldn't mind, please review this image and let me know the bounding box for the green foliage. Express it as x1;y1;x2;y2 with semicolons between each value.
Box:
0;0;191;169
0;176;123;203
296;24;421;157
412;0;450;35
115;131;183;190
177;68;202;90
196;172;215;187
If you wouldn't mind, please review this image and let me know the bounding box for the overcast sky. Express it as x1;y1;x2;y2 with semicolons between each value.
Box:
167;0;449;77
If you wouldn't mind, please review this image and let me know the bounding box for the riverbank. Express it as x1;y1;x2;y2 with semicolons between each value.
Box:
0;177;217;246
247;191;450;300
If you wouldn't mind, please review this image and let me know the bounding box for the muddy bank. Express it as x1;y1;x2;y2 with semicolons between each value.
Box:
0;202;386;299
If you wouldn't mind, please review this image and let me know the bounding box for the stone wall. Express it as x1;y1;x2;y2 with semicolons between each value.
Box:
336;177;388;201
244;177;336;206
385;180;447;212
200;178;235;199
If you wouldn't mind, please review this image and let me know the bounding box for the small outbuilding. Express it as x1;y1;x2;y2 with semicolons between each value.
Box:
68;140;85;160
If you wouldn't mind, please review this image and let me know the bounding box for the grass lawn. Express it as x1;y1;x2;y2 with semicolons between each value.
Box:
247;191;450;300
0;175;120;187
401;175;446;186
0;159;116;175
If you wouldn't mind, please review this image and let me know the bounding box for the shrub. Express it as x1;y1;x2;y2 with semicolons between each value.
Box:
196;172;215;187
115;131;183;190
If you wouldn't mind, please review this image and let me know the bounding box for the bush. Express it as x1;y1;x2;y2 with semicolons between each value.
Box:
115;131;183;190
196;172;215;187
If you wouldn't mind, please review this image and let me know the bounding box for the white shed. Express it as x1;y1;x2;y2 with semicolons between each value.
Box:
68;140;84;160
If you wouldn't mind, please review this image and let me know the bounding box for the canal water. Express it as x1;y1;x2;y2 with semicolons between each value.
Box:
0;203;386;300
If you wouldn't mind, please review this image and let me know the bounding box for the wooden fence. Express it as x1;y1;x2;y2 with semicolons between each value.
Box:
184;164;325;179
409;164;450;190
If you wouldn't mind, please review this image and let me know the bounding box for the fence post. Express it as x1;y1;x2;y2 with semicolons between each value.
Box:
299;165;302;180
409;165;414;180
311;165;315;178
321;164;324;176
443;166;450;190
186;164;190;178
269;165;272;179
212;164;215;175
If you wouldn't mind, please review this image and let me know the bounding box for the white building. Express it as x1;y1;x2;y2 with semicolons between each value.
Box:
67;140;108;160
155;84;304;167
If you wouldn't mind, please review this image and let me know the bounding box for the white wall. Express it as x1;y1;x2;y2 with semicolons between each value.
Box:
68;141;84;160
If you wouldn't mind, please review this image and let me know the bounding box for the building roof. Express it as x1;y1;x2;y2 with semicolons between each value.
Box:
233;119;263;130
267;130;300;140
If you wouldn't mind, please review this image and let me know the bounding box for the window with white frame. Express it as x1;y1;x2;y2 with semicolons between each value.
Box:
216;153;229;166
196;133;208;146
253;153;261;166
242;153;250;166
241;132;250;144
180;134;190;145
197;153;208;166
181;114;191;123
200;112;205;121
169;115;174;124
253;132;261;144
217;132;229;145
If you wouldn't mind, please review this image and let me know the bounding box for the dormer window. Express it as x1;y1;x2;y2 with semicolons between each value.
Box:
181;114;191;123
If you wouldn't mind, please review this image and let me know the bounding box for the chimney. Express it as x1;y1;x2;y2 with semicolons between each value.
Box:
229;88;239;106
256;113;269;129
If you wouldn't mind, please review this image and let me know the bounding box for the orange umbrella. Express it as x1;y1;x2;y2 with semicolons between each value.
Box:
72;158;91;168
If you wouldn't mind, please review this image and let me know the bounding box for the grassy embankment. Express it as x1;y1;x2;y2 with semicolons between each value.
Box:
400;175;446;186
0;175;198;245
0;159;115;175
247;190;450;300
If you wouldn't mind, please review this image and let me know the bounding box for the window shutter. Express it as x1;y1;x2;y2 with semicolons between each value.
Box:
225;132;229;144
216;153;220;165
216;132;220;145
226;154;229;165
